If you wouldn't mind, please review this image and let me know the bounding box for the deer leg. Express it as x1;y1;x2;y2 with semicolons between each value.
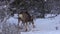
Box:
25;22;28;31
20;21;24;26
18;18;20;27
32;21;35;28
17;18;20;34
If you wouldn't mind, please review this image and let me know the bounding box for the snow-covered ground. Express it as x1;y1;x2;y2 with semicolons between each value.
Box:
21;31;60;34
7;14;60;34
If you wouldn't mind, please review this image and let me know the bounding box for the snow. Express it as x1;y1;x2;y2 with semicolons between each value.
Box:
7;14;60;34
7;14;18;25
7;17;18;24
21;31;60;34
45;14;57;18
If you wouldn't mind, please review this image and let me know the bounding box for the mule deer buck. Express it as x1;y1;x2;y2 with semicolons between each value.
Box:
18;11;35;31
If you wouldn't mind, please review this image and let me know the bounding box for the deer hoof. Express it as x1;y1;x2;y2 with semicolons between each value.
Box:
25;29;28;32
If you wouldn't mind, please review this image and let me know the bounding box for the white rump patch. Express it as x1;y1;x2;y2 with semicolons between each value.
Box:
19;14;23;18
